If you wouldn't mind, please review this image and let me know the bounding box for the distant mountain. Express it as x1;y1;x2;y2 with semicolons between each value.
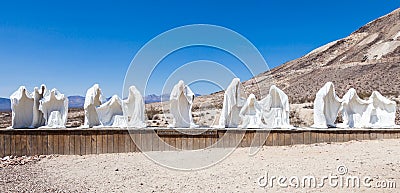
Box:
0;98;11;112
68;96;85;109
144;94;170;104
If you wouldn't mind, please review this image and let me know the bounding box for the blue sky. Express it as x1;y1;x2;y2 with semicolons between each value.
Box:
0;1;398;98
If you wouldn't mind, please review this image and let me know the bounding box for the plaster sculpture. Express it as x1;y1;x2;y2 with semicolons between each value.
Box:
312;82;343;128
260;85;292;128
340;89;398;128
84;84;103;128
96;95;123;126
121;86;146;128
168;80;198;128
216;78;246;128
10;86;34;128
32;84;47;128
367;91;397;128
239;94;264;128
39;88;68;128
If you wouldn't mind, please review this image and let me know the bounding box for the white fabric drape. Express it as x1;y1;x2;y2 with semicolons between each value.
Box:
39;89;68;128
169;80;198;128
10;86;34;128
32;84;47;128
260;85;292;128
121;86;146;128
239;94;264;128
312;82;343;128
217;78;246;128
84;84;103;128
96;95;123;126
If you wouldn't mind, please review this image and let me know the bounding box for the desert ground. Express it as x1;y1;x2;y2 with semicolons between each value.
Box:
0;139;399;192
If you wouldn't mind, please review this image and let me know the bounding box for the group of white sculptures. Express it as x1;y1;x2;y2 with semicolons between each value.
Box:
9;80;398;129
10;85;68;128
312;82;398;129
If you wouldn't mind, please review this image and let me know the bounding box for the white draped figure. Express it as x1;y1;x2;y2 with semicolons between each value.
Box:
312;82;343;128
121;86;146;128
340;89;398;128
39;88;69;128
168;80;198;128
367;91;397;128
96;95;123;126
340;88;371;128
260;85;292;128
10;86;34;128
217;78;246;128
84;84;102;128
239;94;264;128
32;84;47;128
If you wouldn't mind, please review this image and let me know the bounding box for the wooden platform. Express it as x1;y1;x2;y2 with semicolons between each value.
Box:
0;127;399;157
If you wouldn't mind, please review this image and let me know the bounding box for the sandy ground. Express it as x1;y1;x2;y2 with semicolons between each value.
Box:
1;139;400;192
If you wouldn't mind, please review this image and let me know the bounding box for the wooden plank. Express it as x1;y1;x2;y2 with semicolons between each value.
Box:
266;132;273;146
336;132;344;142
181;135;187;151
278;132;285;146
62;133;71;155
69;134;75;155
259;131;269;146
187;135;194;150
349;133;357;141
376;132;384;140
118;133;125;153
107;134;113;153
193;136;199;150
10;134;16;156
329;133;337;143
84;134;91;154
174;135;182;151
78;133;85;155
4;134;11;156
96;134;102;154
343;132;350;142
42;132;48;155
304;132;311;144
356;132;364;141
170;135;177;151
317;132;324;143
53;134;59;154
291;132;303;145
151;132;159;151
0;134;5;157
124;133;130;153
37;133;43;155
134;132;141;152
15;134;22;156
383;132;391;139
363;132;370;141
47;134;54;155
247;131;255;147
20;133;27;156
90;134;96;154
102;133;107;154
30;134;36;156
58;134;64;155
74;132;81;155
310;132;319;144
284;132;291;146
113;133;119;153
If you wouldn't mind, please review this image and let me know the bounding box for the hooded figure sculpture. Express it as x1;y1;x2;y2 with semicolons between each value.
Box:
96;95;123;127
39;88;69;128
84;84;103;128
32;84;47;128
10;86;34;128
367;91;397;128
217;78;246;128
312;82;343;128
239;94;264;128
340;88;371;128
260;85;292;128
121;86;146;128
168;80;198;128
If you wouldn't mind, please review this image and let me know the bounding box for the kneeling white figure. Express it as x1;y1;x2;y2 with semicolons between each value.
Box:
10;86;34;128
168;80;198;128
96;95;123;127
239;94;265;128
121;86;146;128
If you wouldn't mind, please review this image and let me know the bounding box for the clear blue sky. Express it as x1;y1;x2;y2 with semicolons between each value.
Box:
0;1;398;98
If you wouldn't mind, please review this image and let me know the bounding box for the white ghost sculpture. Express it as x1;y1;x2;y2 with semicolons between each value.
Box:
84;84;103;128
216;78;246;128
260;85;292;128
10;86;34;128
39;88;69;128
312;82;343;128
96;95;123;126
239;94;264;128
367;91;397;128
340;89;398;128
168;80;198;128
121;86;146;128
32;84;47;128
